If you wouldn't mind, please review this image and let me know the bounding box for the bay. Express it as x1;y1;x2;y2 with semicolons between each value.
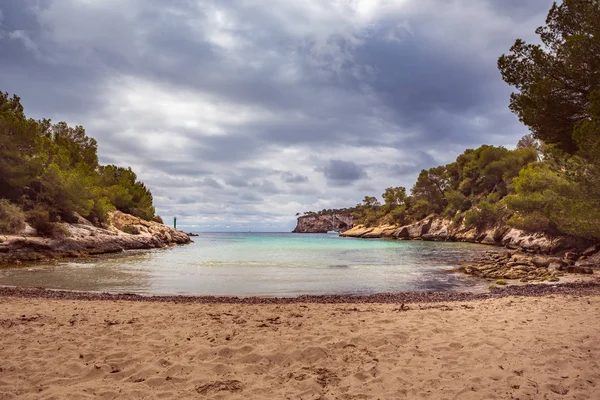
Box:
0;233;494;296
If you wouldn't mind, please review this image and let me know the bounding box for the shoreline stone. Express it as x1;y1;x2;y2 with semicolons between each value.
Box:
1;281;599;304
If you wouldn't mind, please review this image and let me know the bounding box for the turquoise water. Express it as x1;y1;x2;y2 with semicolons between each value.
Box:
0;233;494;296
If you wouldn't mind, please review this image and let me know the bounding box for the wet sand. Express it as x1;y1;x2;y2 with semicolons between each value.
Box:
1;284;600;399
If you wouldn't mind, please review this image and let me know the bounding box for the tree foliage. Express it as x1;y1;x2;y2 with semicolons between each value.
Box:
498;0;600;154
351;144;538;229
499;0;600;240
0;91;156;231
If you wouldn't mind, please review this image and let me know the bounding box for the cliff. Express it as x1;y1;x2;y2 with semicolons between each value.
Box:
0;210;191;265
293;214;354;233
340;215;595;255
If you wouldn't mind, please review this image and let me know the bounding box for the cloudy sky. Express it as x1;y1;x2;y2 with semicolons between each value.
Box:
0;0;552;231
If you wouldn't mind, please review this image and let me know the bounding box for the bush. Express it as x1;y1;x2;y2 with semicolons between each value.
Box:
0;199;26;234
464;201;503;230
451;213;464;229
153;215;164;224
26;206;59;237
388;206;407;225
444;190;471;215
364;213;379;228
507;212;553;233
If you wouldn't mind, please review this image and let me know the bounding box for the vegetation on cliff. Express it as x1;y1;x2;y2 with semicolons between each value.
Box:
302;0;600;242
351;144;539;231
0;92;157;235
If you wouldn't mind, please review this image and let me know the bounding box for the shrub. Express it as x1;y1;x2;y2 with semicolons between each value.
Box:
444;190;471;215
364;213;379;228
507;212;553;233
495;279;508;285
388;206;407;225
26;206;58;237
0;199;26;234
451;213;464;229
464;201;503;230
153;215;164;224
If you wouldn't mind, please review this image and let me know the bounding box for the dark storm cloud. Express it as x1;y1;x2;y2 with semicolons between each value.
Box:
282;172;309;184
0;0;555;230
322;160;367;186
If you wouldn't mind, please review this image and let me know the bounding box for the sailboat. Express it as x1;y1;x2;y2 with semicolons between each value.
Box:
327;213;338;234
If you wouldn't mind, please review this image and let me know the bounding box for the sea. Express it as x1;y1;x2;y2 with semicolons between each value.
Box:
0;232;495;297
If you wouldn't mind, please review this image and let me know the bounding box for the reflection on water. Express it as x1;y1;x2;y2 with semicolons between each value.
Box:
0;233;494;296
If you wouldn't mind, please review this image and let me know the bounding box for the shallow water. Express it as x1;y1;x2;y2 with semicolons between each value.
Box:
0;233;495;296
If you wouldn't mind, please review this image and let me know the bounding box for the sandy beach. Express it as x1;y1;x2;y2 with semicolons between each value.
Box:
1;286;600;399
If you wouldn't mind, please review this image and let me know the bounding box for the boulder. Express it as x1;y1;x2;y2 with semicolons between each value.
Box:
575;252;600;269
566;266;594;274
548;263;563;273
18;223;38;237
582;245;599;257
531;257;551;268
565;251;580;261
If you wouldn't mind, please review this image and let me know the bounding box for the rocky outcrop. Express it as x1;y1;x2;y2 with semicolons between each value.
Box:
0;211;191;265
341;216;596;255
458;250;596;282
293;214;354;233
339;216;599;283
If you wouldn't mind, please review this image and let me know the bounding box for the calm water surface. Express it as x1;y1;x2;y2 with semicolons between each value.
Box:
0;233;494;296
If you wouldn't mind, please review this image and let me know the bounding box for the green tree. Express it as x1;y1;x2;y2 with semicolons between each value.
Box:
411;167;449;214
0;90;157;232
382;187;406;210
498;0;600;154
0;93;44;202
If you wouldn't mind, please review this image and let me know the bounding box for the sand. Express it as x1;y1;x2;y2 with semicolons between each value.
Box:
1;292;600;399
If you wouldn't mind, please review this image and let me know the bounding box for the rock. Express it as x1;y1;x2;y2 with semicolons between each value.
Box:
0;210;191;265
18;223;38;237
575;252;600;269
531;257;550;268
293;213;354;233
566;266;594;275
546;257;566;266
423;219;451;240
73;212;94;227
582;245;599;257
548;263;563;273
565;251;580;261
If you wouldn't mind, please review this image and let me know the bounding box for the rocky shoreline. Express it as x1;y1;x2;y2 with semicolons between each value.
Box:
0;211;191;265
337;216;599;282
458;249;598;283
1;280;599;304
341;217;595;253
